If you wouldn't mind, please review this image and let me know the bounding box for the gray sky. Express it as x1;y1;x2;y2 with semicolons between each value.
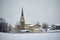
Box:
0;0;60;26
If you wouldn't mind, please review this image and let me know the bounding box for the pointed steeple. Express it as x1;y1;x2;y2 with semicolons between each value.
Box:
20;7;25;30
21;8;24;17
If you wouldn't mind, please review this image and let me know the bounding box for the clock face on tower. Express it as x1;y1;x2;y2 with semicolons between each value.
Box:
21;19;24;21
20;18;25;22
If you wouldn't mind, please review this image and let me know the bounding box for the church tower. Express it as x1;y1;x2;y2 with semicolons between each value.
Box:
20;8;25;30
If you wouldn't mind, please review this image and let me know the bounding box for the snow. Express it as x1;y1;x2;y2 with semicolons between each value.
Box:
47;30;60;33
0;32;60;40
55;24;60;26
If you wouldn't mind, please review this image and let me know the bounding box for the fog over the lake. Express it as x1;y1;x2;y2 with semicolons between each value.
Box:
0;0;60;26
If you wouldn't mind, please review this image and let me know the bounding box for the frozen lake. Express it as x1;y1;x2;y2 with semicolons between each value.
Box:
0;32;60;40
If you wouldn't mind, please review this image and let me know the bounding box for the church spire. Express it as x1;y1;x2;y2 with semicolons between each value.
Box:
21;8;24;17
20;7;25;30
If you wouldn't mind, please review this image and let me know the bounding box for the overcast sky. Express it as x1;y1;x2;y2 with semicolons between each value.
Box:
0;0;60;26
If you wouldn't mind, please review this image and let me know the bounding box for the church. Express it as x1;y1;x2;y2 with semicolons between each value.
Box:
14;8;42;33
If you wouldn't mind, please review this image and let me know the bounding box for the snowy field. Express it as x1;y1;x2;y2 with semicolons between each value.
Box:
0;32;60;40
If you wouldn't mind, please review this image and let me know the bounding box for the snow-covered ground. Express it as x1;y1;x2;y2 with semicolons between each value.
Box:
47;30;60;33
0;32;60;40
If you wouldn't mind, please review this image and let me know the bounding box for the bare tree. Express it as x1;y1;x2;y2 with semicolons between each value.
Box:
42;23;48;32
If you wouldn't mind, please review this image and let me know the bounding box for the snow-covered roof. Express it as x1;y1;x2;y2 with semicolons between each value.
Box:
55;24;60;26
29;24;34;26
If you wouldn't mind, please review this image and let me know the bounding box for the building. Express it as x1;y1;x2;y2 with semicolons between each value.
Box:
20;8;25;30
15;8;25;32
15;8;43;33
55;24;60;30
0;18;8;32
51;24;60;30
55;25;60;30
25;23;42;33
